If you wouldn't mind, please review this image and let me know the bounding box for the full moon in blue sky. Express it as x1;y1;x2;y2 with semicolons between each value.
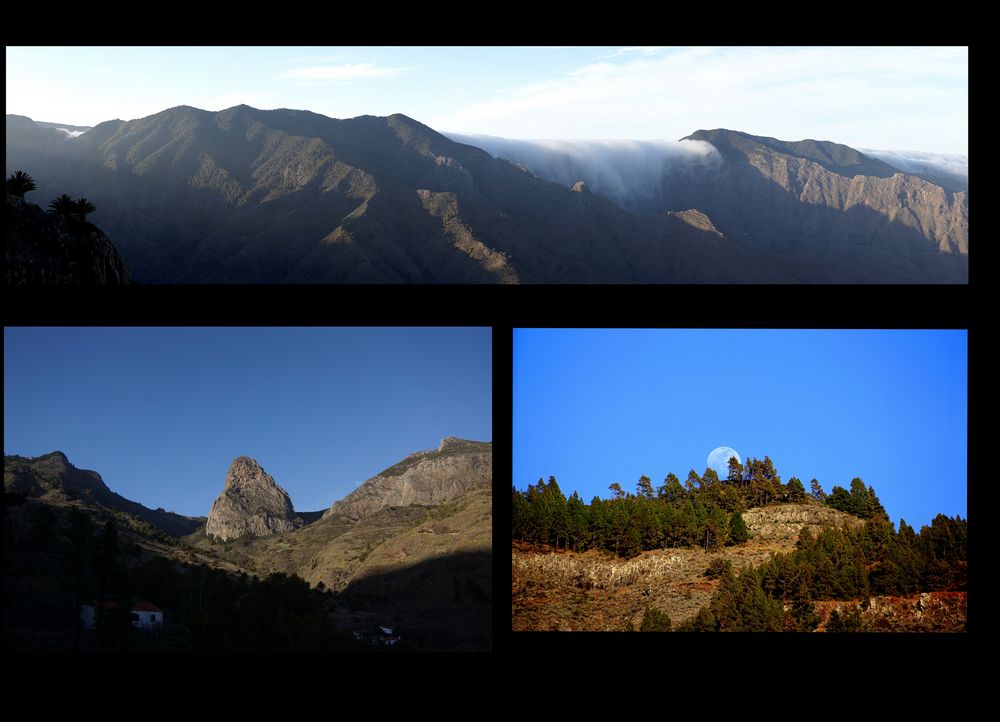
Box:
707;446;741;479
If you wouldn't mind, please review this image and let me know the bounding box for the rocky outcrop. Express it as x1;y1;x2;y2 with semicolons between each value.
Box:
742;502;865;544
5;194;130;285
669;209;723;236
206;457;300;541
324;438;492;521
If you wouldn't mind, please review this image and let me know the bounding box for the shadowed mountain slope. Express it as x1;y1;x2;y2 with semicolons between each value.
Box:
6;109;967;283
3;452;200;536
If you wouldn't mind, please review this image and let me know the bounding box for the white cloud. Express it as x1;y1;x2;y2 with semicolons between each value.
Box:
447;133;721;208
429;47;968;154
861;149;968;184
277;63;410;82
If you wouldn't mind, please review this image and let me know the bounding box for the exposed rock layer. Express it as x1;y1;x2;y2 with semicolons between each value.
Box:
324;437;492;521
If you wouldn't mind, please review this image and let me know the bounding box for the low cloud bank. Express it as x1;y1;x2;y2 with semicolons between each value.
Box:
446;133;721;208
861;149;968;187
55;128;87;138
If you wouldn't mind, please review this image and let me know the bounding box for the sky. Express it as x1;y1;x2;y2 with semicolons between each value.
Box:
5;46;968;154
4;327;492;516
513;329;967;530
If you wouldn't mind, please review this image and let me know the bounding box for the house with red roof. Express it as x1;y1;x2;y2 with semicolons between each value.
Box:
80;601;163;630
130;602;163;629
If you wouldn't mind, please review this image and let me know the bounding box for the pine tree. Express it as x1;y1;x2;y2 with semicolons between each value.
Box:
848;477;873;518
826;485;852;513
658;472;684;502
867;485;888;520
727;456;744;486
690;606;717;632
786;477;807;502
512;486;528;542
795;526;814;550
640;606;672;631
727;511;749;545
809;478;826;501
636;475;656;499
566;491;589;551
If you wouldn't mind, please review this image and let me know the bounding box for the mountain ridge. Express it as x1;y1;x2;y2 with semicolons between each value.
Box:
3;451;201;536
6;105;967;283
324;437;492;521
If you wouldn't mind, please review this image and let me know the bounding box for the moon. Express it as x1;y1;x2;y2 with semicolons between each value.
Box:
707;446;741;479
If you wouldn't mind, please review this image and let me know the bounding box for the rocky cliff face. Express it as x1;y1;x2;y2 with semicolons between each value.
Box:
5;195;130;285
324;437;492;521
206;457;301;541
662;130;968;283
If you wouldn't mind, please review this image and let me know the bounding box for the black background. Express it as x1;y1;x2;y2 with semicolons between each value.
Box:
3;26;981;692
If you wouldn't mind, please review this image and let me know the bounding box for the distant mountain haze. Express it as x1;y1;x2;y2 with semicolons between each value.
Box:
5;107;968;283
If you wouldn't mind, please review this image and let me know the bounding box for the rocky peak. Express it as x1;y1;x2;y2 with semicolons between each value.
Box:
224;456;268;488
206;456;301;541
437;436;465;452
37;450;70;465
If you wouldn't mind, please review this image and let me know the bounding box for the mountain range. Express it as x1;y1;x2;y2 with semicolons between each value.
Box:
6;105;968;283
4;438;492;650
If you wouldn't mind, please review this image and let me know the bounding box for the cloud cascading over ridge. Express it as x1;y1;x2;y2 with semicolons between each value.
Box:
431;47;967;155
861;149;968;189
447;133;721;209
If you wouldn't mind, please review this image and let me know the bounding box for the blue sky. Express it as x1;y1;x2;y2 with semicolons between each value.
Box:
513;329;967;530
4;327;491;516
5;46;968;154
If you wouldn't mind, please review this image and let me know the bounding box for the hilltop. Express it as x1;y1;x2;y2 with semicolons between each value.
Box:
512;456;966;632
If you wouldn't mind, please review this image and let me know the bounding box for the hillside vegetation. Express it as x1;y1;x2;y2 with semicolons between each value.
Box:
512;455;966;632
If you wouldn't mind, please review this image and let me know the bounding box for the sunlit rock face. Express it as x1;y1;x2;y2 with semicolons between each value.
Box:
206;456;300;541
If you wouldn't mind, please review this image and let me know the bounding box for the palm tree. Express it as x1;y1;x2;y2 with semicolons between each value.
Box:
48;193;76;219
6;170;37;198
74;197;96;224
